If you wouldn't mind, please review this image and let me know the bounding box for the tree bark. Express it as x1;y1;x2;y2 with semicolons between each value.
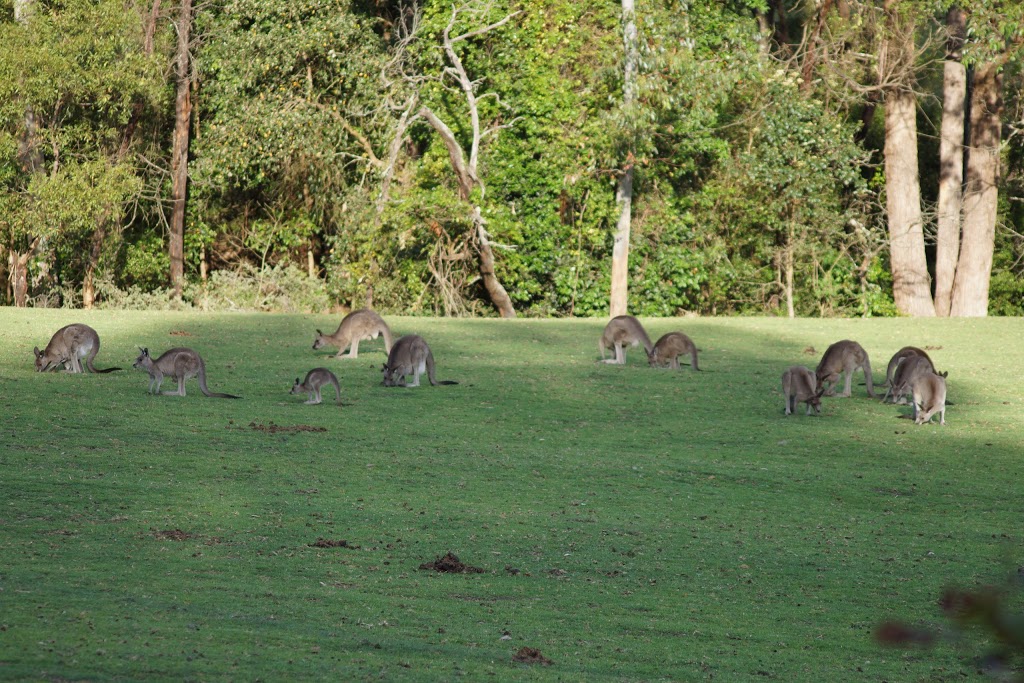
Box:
884;87;933;316
169;0;193;299
933;6;967;317
609;0;637;317
12;0;41;307
950;62;1002;317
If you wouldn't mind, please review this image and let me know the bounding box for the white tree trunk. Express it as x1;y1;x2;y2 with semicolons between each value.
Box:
934;7;966;317
609;0;637;317
884;88;934;316
950;62;1002;317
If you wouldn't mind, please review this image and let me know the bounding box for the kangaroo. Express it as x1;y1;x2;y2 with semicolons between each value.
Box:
132;347;240;398
381;335;458;387
313;309;393;359
291;368;341;405
34;323;120;374
910;371;947;425
815;340;876;398
599;315;653;365
890;354;947;406
647;332;701;371
882;346;933;403
782;365;823;416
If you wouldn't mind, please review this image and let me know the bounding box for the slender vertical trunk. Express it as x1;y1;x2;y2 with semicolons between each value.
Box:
784;221;795;318
884;88;934;316
169;0;193;298
609;0;637;317
13;0;40;307
934;6;966;316
950;62;1002;317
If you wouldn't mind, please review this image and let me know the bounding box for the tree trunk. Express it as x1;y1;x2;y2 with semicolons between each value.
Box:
950;62;1002;317
169;0;193;299
934;6;966;317
884;87;934;316
473;207;516;318
610;0;637;317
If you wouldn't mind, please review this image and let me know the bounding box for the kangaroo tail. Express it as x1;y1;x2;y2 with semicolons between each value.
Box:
198;360;241;398
86;353;121;373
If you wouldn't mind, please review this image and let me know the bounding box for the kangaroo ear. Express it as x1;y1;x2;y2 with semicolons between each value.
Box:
316;329;323;336
33;346;40;357
294;377;300;384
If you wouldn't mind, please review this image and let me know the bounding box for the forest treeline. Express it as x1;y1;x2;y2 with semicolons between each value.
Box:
1;0;1022;316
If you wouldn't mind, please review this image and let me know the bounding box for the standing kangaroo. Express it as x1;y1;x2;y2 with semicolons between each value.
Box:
34;323;120;374
890;354;946;406
647;332;700;371
815;340;876;398
381;335;457;387
882;346;933;403
132;347;240;398
782;365;823;416
313;309;393;359
911;371;947;425
291;368;341;405
599;315;653;365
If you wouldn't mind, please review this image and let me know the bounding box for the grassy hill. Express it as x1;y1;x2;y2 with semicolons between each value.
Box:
2;308;1022;681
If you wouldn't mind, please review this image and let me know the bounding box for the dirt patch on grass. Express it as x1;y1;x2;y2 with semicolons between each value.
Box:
169;330;193;336
153;528;195;541
310;538;359;549
419;552;484;574
249;421;327;434
512;646;553;666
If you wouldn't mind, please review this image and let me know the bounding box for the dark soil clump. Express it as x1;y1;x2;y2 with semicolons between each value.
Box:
310;538;359;549
249;421;327;434
153;529;194;541
419;551;484;574
512;647;553;666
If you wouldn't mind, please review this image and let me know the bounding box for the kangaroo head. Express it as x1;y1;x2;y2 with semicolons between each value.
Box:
312;330;326;350
33;347;47;372
132;347;151;369
381;362;399;387
646;349;658;366
290;377;304;394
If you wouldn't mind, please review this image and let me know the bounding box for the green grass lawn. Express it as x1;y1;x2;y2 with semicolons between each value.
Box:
2;309;1022;681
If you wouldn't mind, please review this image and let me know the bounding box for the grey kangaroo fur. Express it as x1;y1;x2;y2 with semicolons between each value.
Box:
882;346;933;403
782;365;823;416
313;309;393;359
815;340;876;398
599;315;653;365
381;335;457;387
648;332;701;371
291;368;341;405
34;323;120;373
132;347;240;398
911;371;947;425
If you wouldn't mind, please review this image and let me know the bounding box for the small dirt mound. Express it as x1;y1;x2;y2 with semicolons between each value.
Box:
310;538;359;549
419;552;484;574
153;529;194;541
249;421;327;434
169;330;194;337
512;647;553;666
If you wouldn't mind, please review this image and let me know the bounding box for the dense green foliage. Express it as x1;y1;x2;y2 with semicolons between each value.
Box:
3;311;1024;679
1;0;1023;314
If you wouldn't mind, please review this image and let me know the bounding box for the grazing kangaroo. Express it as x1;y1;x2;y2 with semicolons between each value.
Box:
381;335;458;387
882;346;933;403
34;323;120;374
815;340;876;398
648;332;701;371
911;371;947;425
132;347;240;398
313;309;393;359
782;365;823;416
599;315;653;365
291;368;341;405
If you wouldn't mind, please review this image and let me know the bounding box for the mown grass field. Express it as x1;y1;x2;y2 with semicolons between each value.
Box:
1;308;1022;682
